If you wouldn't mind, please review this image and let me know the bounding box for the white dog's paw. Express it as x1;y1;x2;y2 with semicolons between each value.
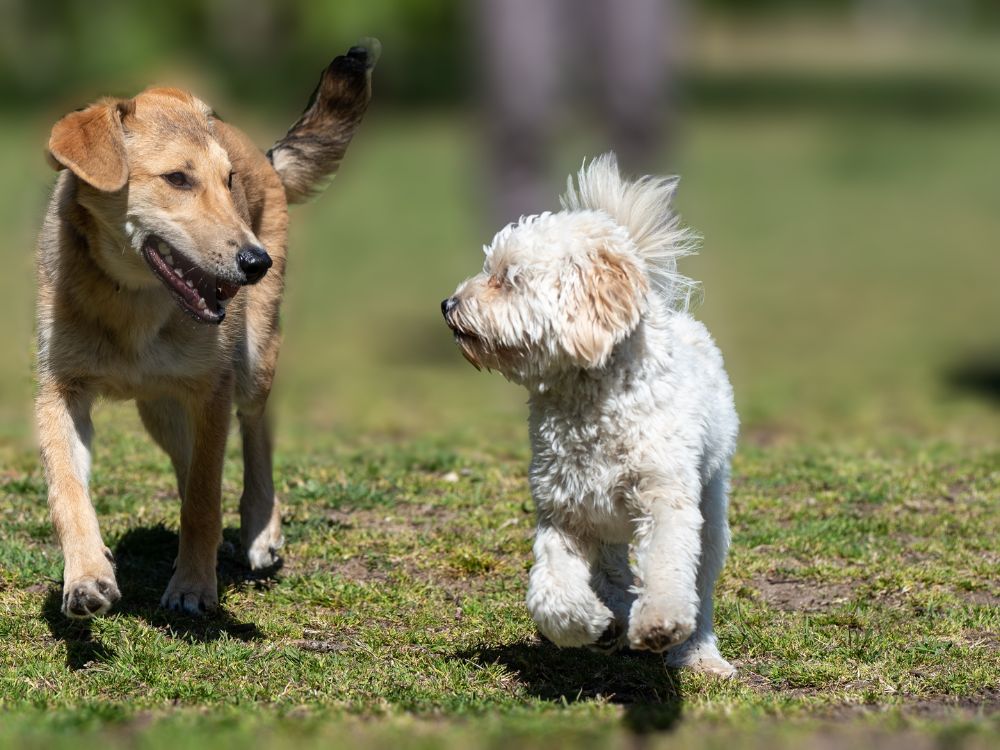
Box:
160;570;218;616
666;637;736;677
529;596;615;648
627;598;697;653
588;618;629;653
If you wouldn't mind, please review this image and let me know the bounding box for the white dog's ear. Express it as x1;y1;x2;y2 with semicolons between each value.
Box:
561;247;648;368
47;99;130;192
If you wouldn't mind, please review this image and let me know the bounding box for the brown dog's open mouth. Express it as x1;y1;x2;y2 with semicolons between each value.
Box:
142;236;240;324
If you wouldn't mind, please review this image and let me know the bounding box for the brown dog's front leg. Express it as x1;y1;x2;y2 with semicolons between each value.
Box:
160;375;232;615
37;384;120;619
238;406;283;571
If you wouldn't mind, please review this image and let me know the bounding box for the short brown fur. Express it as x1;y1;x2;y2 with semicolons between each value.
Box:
36;44;375;619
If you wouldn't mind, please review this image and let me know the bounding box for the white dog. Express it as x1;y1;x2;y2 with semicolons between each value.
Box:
442;154;738;676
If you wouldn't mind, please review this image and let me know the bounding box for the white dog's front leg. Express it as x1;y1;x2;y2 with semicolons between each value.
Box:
664;469;736;676
628;482;703;653
527;522;615;647
589;543;636;651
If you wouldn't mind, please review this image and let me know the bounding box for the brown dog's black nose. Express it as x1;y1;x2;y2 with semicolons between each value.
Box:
237;246;272;284
441;297;458;318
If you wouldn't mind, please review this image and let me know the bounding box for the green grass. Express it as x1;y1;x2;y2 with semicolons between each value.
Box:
0;422;997;747
1;54;999;748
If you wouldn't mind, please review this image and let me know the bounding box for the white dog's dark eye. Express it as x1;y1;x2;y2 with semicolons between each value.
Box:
163;172;191;189
227;171;235;190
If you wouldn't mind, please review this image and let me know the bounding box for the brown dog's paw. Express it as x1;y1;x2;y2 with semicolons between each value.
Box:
244;530;284;571
160;572;218;616
62;575;121;619
246;544;282;571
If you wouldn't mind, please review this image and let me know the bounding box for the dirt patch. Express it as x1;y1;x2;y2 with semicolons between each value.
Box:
961;629;1000;651
320;502;473;536
753;575;857;612
734;667;774;693
906;687;1000;718
291;549;503;604
292;639;352;653
730;668;1000;719
959;589;1000;607
821;688;1000;721
329;556;391;585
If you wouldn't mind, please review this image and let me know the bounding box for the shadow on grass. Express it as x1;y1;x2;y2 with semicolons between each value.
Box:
40;598;117;671
457;639;683;733
43;524;280;670
946;354;1000;405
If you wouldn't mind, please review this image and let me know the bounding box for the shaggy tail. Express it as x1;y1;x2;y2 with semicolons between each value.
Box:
561;153;700;310
267;39;379;204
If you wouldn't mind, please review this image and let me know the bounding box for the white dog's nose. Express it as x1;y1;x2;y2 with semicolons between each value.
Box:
441;297;458;318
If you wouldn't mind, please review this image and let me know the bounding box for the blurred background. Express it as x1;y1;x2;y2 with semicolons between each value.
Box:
0;0;998;449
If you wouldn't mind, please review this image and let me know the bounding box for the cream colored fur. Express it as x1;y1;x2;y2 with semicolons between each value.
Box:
444;154;739;676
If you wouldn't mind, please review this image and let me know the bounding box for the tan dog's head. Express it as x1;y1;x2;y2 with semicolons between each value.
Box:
441;211;649;385
47;87;271;323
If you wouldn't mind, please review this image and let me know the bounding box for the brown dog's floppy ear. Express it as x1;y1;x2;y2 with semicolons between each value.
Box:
47;99;130;192
561;247;649;368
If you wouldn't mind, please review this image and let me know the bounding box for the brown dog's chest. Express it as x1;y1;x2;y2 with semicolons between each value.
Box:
95;330;232;400
41;287;241;400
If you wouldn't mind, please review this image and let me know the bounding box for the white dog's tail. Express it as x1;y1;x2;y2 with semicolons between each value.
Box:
561;153;699;310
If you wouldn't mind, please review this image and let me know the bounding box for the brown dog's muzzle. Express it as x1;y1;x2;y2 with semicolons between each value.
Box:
143;235;259;325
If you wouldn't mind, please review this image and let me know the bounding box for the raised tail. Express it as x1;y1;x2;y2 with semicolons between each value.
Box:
267;38;379;204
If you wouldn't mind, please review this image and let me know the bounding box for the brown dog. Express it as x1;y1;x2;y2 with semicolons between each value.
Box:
36;42;377;619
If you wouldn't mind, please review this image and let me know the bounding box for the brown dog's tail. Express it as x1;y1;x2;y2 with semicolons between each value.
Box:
267;39;379;204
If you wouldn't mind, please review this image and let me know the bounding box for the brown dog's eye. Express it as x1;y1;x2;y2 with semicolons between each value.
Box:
163;172;191;189
227;171;235;190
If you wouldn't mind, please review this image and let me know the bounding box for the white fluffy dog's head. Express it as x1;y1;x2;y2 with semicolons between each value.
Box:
443;154;698;385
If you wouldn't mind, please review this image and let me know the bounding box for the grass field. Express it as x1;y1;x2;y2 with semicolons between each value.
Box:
0;54;998;748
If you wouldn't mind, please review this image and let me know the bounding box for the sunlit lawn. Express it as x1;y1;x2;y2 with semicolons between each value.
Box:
0;71;997;748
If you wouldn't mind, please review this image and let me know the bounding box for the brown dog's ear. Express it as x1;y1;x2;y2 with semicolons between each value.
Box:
47;100;130;192
561;247;649;368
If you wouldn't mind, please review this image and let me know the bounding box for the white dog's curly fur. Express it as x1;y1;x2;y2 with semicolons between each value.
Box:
442;154;738;676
